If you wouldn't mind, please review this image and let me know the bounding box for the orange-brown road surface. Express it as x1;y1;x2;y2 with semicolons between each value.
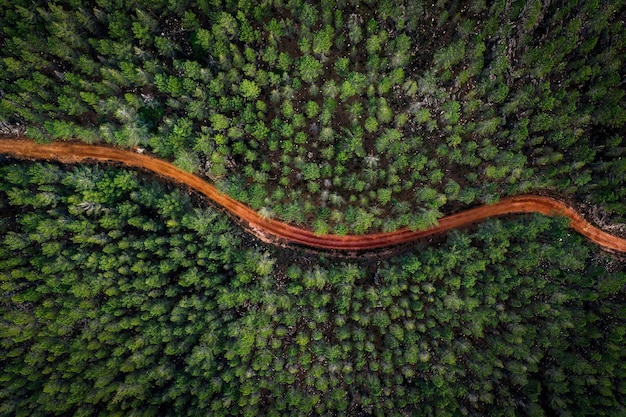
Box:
1;138;625;253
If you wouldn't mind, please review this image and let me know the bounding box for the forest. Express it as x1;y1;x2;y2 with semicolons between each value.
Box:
1;0;625;233
1;161;625;416
1;0;626;415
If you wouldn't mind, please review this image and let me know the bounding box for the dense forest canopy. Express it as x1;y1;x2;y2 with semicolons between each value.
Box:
1;0;625;234
1;0;626;415
1;161;625;416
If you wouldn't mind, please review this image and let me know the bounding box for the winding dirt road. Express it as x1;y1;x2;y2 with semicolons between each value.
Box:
1;138;625;253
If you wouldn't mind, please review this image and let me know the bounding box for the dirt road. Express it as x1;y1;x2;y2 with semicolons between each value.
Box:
1;138;625;253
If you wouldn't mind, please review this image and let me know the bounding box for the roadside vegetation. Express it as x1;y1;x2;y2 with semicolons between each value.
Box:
1;1;626;415
1;0;625;234
1;161;625;416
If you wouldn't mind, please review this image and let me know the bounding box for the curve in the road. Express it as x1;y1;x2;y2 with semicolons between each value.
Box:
1;138;625;253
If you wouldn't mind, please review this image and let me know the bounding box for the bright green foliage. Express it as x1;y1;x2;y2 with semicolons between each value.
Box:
1;0;625;236
298;56;323;84
240;79;260;100
312;25;334;55
364;116;378;133
174;149;200;173
210;113;230;131
304;101;320;119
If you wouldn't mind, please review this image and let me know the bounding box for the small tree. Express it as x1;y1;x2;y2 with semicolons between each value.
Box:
240;79;260;100
305;101;320;119
299;55;322;84
312;25;334;55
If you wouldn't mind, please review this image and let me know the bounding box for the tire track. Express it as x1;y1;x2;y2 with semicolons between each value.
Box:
1;138;625;253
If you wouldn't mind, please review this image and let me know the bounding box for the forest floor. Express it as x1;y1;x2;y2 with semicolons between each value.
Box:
1;137;625;254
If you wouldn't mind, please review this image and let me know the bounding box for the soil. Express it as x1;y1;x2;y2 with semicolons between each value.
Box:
1;137;625;254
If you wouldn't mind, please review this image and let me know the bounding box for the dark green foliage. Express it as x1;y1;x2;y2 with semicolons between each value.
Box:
1;17;626;417
2;0;625;232
1;161;625;416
